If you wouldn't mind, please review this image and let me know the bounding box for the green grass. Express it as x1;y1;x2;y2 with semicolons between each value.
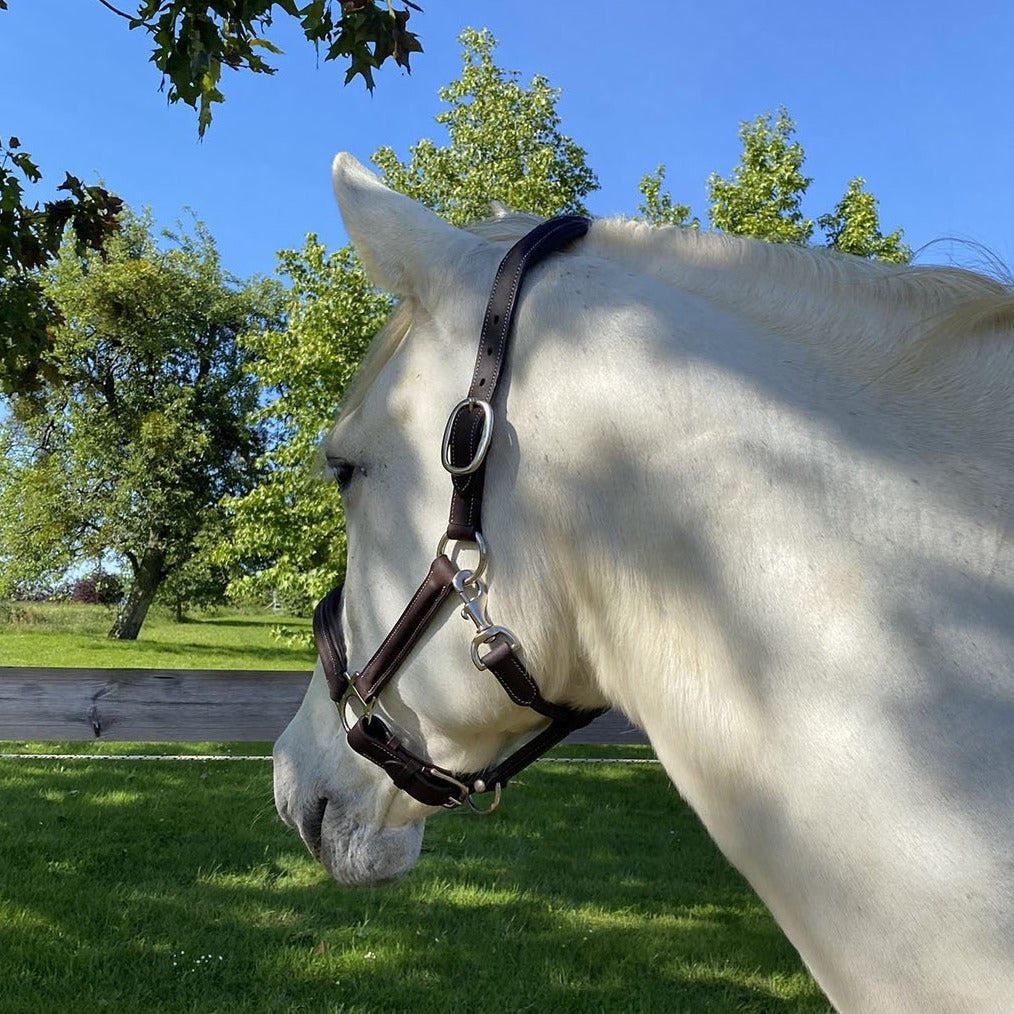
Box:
0;601;317;669
0;745;830;1014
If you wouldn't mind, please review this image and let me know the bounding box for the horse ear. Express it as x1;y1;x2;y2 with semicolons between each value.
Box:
331;153;478;298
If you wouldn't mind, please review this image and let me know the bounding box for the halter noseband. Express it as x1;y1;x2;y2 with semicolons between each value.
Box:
313;215;606;813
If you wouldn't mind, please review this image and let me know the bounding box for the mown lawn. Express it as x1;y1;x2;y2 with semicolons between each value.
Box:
0;743;830;1014
0;602;317;669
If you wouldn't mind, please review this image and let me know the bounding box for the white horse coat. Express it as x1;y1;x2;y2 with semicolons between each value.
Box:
274;154;1014;1013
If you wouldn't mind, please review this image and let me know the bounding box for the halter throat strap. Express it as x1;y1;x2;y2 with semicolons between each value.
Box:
314;215;606;811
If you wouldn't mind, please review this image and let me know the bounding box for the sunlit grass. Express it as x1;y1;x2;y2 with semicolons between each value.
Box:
0;602;316;669
0;747;830;1014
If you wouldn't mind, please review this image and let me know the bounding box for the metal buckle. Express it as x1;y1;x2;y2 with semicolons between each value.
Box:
441;398;494;476
423;767;472;809
337;679;374;734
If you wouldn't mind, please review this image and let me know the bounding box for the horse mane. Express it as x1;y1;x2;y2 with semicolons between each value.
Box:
478;211;1014;346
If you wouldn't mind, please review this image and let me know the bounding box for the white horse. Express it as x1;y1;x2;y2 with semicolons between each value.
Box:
274;154;1014;1014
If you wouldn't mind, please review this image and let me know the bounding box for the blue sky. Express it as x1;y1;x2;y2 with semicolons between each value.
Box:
2;1;1013;281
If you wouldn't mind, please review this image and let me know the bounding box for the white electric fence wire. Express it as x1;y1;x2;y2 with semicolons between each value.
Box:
0;753;659;765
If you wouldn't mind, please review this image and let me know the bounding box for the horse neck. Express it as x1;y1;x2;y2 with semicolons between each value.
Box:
505;224;1014;782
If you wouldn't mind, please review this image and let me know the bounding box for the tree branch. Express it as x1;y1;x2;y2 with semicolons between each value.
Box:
96;0;134;20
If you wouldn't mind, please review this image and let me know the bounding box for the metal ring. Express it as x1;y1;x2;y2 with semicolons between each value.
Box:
436;530;488;585
337;679;373;734
466;781;502;815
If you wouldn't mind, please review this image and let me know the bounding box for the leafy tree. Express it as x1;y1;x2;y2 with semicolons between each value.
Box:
636;164;699;228
225;29;599;607
707;107;815;244
373;28;599;225
640;108;909;264
818;176;911;263
0;210;285;638
0;1;421;395
221;240;387;613
155;516;232;621
1;136;122;395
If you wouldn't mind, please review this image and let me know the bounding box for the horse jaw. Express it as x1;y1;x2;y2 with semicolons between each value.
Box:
273;666;427;886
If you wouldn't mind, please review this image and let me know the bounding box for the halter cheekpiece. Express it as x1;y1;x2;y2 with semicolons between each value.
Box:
313;215;606;813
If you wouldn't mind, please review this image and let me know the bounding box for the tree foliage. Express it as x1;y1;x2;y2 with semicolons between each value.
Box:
0;0;421;396
105;0;423;136
707;107;815;245
639;107;909;264
373;28;599;226
0;210;285;638
818;176;910;263
0;136;122;395
220;240;388;613
637;164;699;229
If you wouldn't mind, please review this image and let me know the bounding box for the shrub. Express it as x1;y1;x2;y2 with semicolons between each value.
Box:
69;572;124;606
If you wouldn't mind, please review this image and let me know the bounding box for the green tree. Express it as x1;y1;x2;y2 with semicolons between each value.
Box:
818;176;911;263
707;107;814;244
1;1;421;395
636;164;699;228
225;28;599;607
0;210;285;638
373;28;599;225
645;107;909;264
221;240;388;613
155;517;233;622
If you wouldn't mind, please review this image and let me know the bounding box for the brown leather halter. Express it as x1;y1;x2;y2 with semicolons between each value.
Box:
313;215;607;812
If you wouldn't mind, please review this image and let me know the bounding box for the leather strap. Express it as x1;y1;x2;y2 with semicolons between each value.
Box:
446;215;590;540
352;555;458;701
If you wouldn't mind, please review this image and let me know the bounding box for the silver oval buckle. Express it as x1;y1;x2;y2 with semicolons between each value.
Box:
441;398;494;476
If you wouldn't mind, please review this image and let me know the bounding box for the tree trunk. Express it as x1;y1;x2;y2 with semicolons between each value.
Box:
108;542;166;640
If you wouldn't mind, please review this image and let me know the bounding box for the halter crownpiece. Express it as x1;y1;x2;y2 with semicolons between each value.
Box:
314;214;606;812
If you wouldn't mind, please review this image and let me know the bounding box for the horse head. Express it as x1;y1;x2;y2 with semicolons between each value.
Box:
272;155;607;885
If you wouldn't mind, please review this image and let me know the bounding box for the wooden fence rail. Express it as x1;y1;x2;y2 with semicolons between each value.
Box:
0;667;647;745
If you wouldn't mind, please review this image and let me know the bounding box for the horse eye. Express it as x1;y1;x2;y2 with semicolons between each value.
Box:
328;458;359;490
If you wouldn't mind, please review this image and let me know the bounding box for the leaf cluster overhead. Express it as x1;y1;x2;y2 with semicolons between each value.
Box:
110;0;423;134
0;136;122;395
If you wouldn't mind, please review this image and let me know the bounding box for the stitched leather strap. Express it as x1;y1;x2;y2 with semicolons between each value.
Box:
352;555;458;700
446;215;590;541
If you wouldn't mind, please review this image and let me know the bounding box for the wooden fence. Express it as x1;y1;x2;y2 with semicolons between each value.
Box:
0;667;647;744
